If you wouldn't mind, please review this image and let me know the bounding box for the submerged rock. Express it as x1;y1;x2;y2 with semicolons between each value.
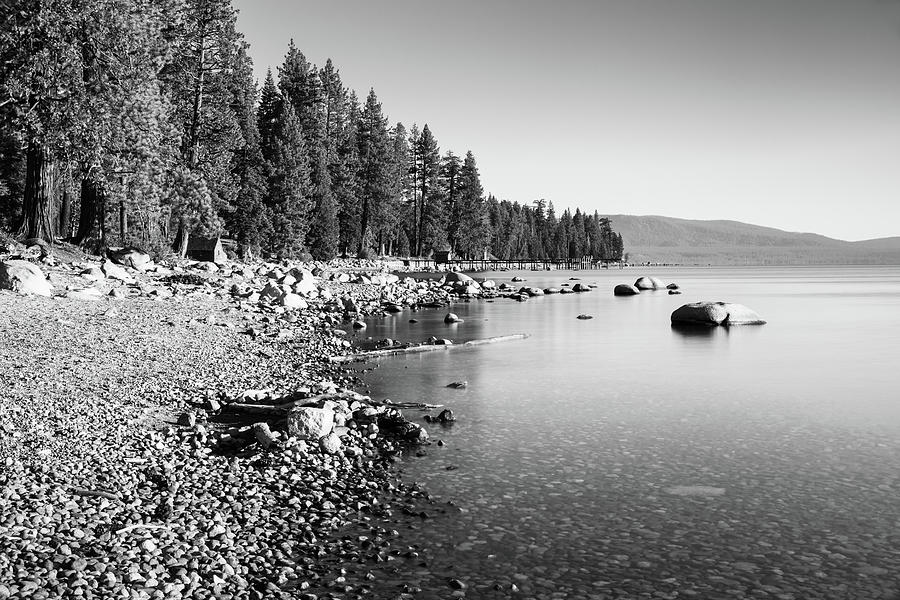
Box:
576;314;593;320
614;284;640;296
444;312;462;323
671;302;766;326
665;485;726;497
572;283;591;292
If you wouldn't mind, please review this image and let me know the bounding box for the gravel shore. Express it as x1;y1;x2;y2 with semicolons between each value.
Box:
0;250;445;600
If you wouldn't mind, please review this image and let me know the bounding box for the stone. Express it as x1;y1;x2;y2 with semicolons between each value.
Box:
108;248;152;271
101;260;135;283
669;289;682;295
481;280;496;289
576;314;593;320
352;320;366;330
446;381;467;389
671;302;766;326
279;293;308;310
401;422;429;443
436;409;456;423
443;271;476;286
511;276;524;282
177;412;196;427
65;287;103;301
666;283;680;290
319;432;342;454
634;276;665;290
572;283;591;292
80;266;105;281
444;313;462;323
288;268;318;296
252;422;276;449
614;284;640;296
0;260;52;296
287;408;335;440
544;287;561;294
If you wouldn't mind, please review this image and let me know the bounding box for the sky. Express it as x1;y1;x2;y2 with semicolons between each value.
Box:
234;0;900;241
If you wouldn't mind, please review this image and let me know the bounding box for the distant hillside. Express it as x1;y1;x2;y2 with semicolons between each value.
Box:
605;215;900;265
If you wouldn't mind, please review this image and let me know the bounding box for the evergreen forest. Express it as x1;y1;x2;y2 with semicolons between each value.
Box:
0;0;624;262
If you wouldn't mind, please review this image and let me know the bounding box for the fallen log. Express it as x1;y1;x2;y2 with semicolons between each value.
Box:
329;333;529;363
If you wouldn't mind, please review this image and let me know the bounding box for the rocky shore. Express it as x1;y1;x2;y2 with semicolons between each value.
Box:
0;243;475;600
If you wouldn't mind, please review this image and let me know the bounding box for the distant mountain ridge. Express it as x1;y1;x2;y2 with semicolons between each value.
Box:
604;215;900;265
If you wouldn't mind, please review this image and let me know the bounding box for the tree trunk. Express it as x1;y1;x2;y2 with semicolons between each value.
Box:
119;200;127;246
19;140;54;242
74;174;106;249
59;186;72;238
172;225;189;258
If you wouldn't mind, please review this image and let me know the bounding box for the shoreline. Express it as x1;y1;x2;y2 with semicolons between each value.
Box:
0;249;466;599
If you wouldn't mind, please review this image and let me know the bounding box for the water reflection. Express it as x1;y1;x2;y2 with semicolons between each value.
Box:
669;321;721;338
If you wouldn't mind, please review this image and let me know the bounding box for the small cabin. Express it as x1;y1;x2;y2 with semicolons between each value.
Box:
187;235;227;263
434;245;453;264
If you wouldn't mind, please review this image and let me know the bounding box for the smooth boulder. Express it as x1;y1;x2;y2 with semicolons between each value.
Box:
572;283;591;292
671;302;766;326
614;284;640;296
0;260;52;296
443;271;475;285
634;276;665;290
287;407;335;440
444;312;462;323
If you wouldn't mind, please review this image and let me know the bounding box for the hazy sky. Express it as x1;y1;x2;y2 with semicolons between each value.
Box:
234;0;900;241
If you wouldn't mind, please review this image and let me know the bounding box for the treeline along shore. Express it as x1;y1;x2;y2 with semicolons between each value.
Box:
0;1;624;265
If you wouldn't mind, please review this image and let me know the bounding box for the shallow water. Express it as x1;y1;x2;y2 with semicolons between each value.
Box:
348;266;900;599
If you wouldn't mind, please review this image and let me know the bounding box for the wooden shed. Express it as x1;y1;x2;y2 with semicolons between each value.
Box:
187;235;227;263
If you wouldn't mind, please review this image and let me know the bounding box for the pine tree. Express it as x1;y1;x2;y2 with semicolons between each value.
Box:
441;151;462;251
356;89;392;256
266;102;312;258
414;124;441;255
454;151;488;258
228;45;268;258
333;91;360;255
257;70;281;166
305;148;339;259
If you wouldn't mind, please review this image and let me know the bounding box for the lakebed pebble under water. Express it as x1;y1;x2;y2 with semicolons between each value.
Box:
338;267;900;599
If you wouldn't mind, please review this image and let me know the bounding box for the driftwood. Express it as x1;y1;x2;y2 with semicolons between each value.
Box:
329;333;529;363
225;391;368;417
68;486;121;502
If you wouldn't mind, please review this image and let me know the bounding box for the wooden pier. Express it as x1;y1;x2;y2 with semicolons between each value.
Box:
401;257;624;272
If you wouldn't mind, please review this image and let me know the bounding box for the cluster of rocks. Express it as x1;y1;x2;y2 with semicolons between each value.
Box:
614;276;681;296
1;242;459;599
0;381;437;600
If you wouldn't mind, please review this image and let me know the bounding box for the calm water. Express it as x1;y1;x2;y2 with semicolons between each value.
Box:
348;266;900;599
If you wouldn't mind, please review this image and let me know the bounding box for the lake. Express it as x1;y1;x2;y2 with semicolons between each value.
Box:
345;266;900;599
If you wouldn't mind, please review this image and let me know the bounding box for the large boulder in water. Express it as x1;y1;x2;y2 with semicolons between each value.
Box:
634;276;665;290
287;407;335;440
671;302;766;326
0;260;52;296
443;271;475;285
614;284;640;296
572;283;591;292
